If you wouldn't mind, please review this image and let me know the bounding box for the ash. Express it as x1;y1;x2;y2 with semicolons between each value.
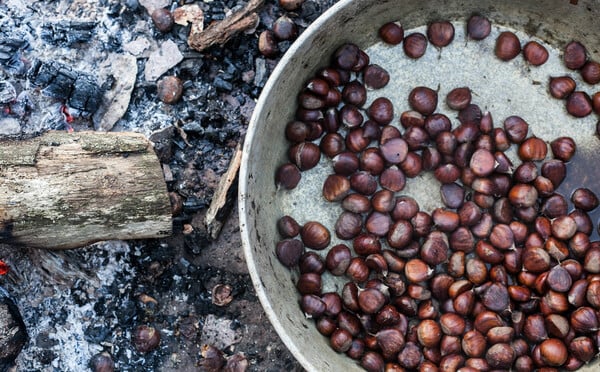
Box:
0;0;337;370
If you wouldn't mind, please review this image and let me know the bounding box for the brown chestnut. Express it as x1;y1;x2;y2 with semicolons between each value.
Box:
427;20;455;47
571;187;599;211
564;41;588;70
566;91;593;117
300;221;331;250
133;325;161;353
549;76;577;99
275;239;304;267
275;163;301;190
403;32;428;59
581;60;600;84
495;31;521;61
379;21;404;45
363;64;390;90
467;15;491;40
523;41;549;66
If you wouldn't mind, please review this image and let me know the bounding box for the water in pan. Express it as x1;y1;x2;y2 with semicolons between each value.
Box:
278;22;599;292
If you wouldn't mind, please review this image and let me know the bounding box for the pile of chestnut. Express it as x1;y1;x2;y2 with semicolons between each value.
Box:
274;14;600;372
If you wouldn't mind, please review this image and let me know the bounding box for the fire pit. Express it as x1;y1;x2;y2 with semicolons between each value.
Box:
240;0;600;370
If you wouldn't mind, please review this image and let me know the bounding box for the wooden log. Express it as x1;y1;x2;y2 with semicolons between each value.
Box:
0;131;172;249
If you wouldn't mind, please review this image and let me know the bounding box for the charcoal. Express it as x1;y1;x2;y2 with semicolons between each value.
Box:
0;286;28;371
0;37;29;74
0;80;16;103
28;60;104;113
40;21;96;46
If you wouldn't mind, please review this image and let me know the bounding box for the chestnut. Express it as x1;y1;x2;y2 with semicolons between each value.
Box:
360;351;384;372
380;165;406;192
289;142;321;170
405;258;433;283
333;43;361;71
567;91;593;117
417;319;442;348
581;60;600;84
469;148;495;177
258;30;279;58
427;20;455;47
403;32;428;59
485;342;515;369
571;187;599;211
549;76;577;99
363;64;390;90
342;80;367;107
358;287;387;314
503;115;529;144
446;87;472;111
539;338;568;367
275;162;301;190
379;21;404;45
518;137;548;161
346;257;370;283
300;221;331;250
495;31;521;61
408;86;438;116
322;174;350;202
353;233;382;256
550;136;576;162
272;15;298;41
523;41;549;66
564;41;588;70
320;133;345;158
467;15;491;40
330;328;353;353
275;239;304;267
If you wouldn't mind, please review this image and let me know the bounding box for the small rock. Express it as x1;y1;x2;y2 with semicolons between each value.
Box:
93;53;137;131
123;37;154;56
0;117;21;136
157;76;183;104
200;315;241;350
173;4;203;30
145;40;184;82
138;0;170;14
0;81;16;104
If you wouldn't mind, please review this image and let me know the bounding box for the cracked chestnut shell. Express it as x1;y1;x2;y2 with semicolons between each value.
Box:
133;325;161;353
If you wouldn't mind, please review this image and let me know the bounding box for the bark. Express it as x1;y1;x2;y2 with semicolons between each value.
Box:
0;131;172;249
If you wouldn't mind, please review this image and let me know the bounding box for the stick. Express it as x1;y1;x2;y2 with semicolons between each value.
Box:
188;0;264;52
204;143;242;240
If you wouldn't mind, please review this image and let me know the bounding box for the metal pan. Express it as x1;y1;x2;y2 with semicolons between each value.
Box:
240;0;600;370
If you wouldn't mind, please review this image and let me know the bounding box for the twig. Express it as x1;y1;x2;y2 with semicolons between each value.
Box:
204;144;243;240
188;0;264;52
